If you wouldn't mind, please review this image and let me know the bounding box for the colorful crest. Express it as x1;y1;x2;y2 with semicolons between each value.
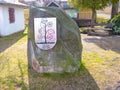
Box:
34;18;57;50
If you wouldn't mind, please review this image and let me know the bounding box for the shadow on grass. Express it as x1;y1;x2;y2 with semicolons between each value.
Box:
28;64;100;90
83;35;120;54
0;31;27;53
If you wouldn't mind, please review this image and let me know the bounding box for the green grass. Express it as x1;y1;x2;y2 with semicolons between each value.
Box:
82;50;120;90
97;17;109;23
0;28;120;90
0;30;28;90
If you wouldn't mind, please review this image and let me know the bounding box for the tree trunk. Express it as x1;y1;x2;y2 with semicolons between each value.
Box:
91;8;97;24
111;3;119;19
88;8;97;34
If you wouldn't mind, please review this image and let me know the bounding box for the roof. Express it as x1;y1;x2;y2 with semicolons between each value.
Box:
0;1;28;8
46;1;60;7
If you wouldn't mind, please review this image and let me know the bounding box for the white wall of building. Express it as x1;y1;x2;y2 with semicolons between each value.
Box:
0;5;25;36
0;6;4;36
0;0;18;2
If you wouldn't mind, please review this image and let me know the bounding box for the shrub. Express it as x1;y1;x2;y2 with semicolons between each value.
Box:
109;14;120;35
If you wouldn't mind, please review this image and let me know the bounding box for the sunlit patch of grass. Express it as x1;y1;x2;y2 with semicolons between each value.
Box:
97;17;109;23
82;52;103;65
0;30;28;90
82;51;120;90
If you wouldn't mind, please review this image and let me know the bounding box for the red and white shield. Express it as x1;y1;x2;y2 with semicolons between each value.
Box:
34;18;57;50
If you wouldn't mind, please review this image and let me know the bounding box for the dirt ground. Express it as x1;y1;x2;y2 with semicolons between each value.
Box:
97;6;120;15
81;34;120;90
82;34;120;54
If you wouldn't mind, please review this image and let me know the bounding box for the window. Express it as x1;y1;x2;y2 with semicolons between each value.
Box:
8;8;15;23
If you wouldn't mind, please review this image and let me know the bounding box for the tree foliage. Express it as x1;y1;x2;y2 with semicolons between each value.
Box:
68;0;108;10
110;0;119;5
68;0;119;23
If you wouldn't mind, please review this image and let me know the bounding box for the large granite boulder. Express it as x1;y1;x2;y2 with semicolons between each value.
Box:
28;7;82;73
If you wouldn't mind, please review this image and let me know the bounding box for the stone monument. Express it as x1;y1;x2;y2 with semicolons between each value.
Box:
28;7;82;73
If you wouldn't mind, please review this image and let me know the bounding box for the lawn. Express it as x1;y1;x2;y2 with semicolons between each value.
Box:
0;29;120;90
0;30;28;90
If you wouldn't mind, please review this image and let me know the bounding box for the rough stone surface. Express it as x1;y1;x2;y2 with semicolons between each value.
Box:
115;86;120;90
28;7;82;73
